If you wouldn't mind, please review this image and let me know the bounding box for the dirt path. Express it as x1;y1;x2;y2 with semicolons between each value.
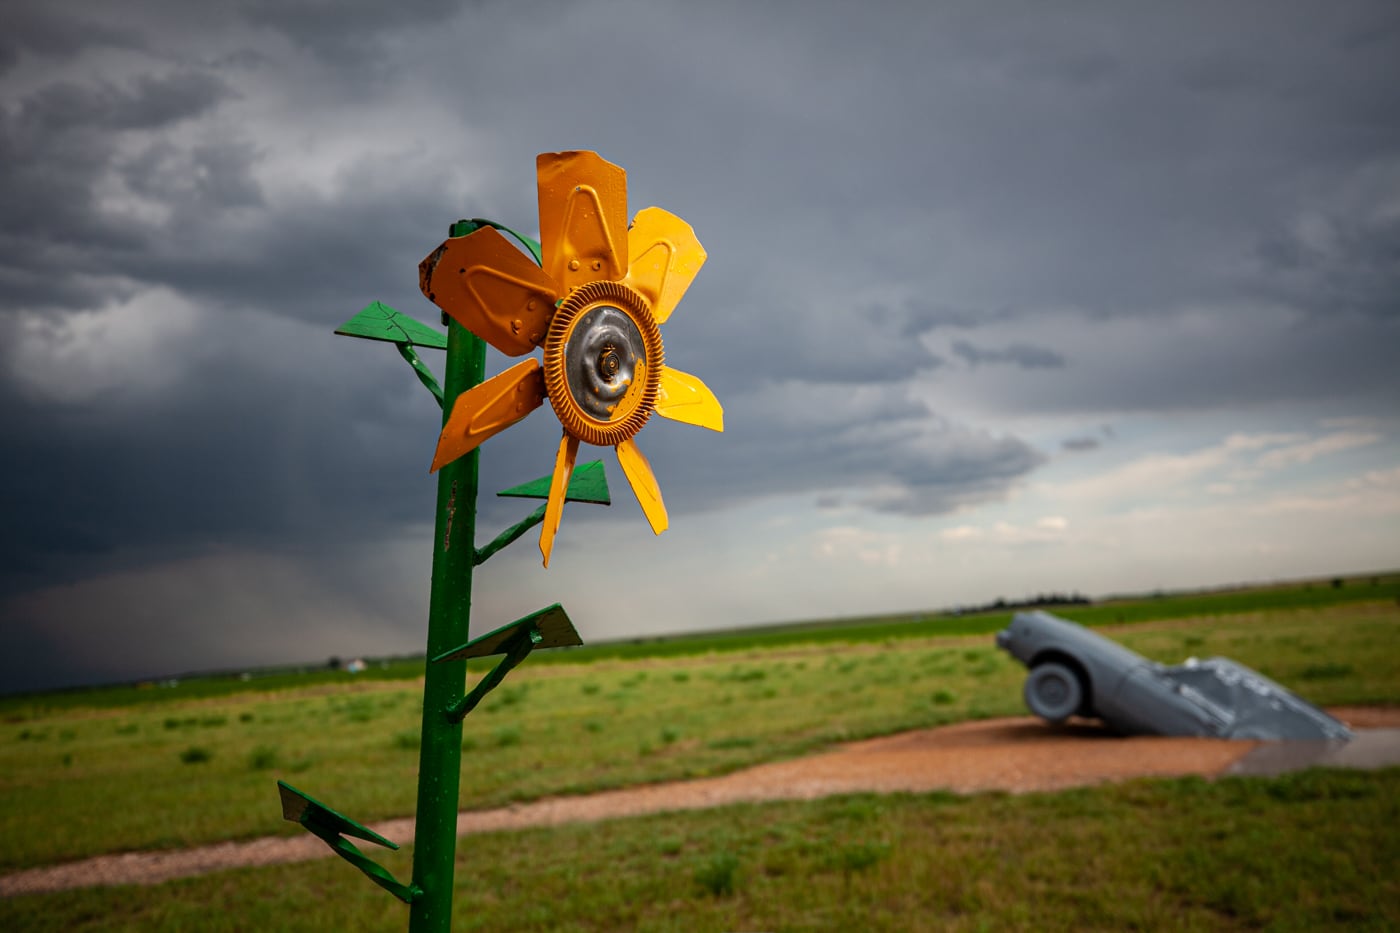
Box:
4;707;1396;897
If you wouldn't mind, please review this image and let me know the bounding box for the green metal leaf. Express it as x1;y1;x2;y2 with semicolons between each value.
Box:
497;459;610;505
277;781;417;902
432;603;581;663
335;301;448;350
278;780;399;850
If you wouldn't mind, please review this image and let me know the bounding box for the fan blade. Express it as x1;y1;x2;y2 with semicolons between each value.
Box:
536;150;628;294
623;207;706;325
539;432;580;567
655;367;724;432
419;227;558;357
616;437;668;535
430;359;545;472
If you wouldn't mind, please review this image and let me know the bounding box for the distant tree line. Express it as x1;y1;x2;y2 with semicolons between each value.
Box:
956;592;1091;615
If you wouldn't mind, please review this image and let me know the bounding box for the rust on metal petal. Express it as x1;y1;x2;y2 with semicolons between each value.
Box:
420;227;557;357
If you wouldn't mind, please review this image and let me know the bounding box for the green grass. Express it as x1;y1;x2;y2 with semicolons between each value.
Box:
4;571;1395;716
0;601;1395;872
3;769;1395;930
0;658;429;715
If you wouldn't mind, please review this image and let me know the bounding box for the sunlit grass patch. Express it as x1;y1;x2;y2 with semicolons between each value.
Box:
0;600;1394;871
4;769;1395;931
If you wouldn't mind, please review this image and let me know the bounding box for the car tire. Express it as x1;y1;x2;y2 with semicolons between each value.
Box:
1024;662;1084;723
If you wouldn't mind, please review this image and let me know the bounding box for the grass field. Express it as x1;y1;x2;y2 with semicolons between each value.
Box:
1;578;1397;928
3;769;1396;931
6;571;1395;714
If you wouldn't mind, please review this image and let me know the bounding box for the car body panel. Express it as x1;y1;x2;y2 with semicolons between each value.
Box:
995;610;1352;741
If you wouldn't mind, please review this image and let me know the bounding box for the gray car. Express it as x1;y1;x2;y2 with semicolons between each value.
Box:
995;610;1351;740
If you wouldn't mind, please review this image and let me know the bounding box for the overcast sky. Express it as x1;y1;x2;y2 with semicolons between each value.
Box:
3;1;1398;693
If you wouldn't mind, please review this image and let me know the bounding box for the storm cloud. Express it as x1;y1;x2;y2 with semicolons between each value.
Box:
3;0;1398;692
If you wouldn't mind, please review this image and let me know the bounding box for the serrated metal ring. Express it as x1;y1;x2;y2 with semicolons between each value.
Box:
543;281;663;447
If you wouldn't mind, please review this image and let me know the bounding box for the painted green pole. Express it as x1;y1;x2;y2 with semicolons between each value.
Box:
408;314;486;932
299;216;607;926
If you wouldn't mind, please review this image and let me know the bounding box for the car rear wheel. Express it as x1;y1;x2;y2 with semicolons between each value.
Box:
1024;662;1084;723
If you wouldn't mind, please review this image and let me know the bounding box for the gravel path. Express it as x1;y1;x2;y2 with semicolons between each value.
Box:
4;707;1395;897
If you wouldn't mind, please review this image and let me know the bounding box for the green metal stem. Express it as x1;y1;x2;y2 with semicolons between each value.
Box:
397;343;445;408
443;626;541;723
450;217;543;265
474;504;547;566
307;823;421;903
408;319;485;933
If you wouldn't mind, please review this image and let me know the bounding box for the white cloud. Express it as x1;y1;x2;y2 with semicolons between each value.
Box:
940;525;983;542
8;286;204;405
1255;431;1380;470
937;516;1069;547
1351;466;1400;490
813;526;903;567
1042;429;1382;509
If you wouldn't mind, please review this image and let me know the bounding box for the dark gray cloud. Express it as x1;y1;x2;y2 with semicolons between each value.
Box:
3;0;1399;691
666;298;946;394
1254;208;1400;320
952;339;1065;370
874;301;1021;335
942;306;1400;419
0;310;440;597
239;0;474;60
1062;436;1100;453
619;375;1046;522
23;70;232;132
0;66;239;313
0;5;145;73
122;138;265;209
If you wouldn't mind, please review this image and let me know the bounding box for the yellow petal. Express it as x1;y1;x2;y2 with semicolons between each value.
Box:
616;437;668;535
655;367;724;432
539;432;580;567
431;359;545;472
537;150;628;294
623;207;706;325
419;227;558;356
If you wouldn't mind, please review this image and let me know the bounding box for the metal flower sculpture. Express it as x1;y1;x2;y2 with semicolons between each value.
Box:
419;150;723;565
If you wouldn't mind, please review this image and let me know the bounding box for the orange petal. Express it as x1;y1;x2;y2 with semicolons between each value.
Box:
419;227;557;357
431;359;545;472
655;367;723;432
539;432;580;567
616;437;668;535
623;207;706;324
536;151;628;294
